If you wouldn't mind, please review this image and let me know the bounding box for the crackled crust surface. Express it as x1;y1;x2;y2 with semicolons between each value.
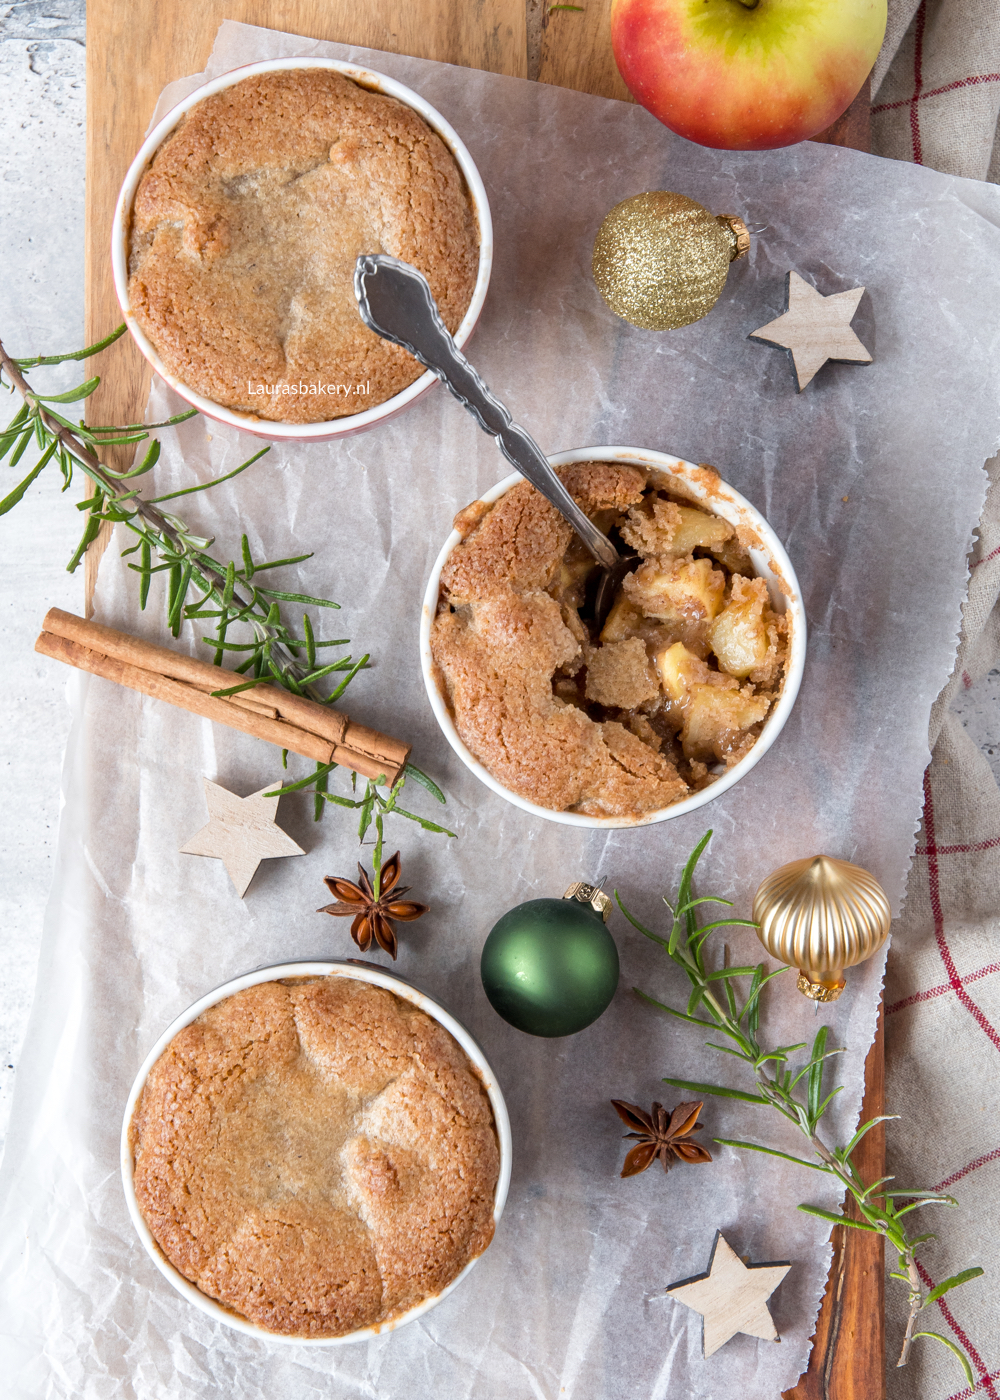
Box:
430;462;788;819
127;69;479;423
130;979;499;1337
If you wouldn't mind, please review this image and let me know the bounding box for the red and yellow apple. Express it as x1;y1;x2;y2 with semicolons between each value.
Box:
610;0;886;150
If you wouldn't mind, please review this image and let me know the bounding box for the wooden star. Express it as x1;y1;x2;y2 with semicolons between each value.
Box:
750;271;872;391
666;1231;791;1357
180;778;304;897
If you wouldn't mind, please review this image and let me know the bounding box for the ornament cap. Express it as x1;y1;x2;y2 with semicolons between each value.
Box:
796;971;846;1002
716;215;751;261
563;881;613;923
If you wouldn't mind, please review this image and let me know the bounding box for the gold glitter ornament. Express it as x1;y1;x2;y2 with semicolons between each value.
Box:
751;855;891;1002
593;191;750;331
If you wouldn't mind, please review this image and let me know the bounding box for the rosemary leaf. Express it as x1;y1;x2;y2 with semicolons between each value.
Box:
8;427;34;468
788;1048;846;1096
76;431;151;447
716;1140;832;1172
115;438;160;479
614;895;670;949
37;376;100;404
909;1334;974;1389
313;760;331;823
147;445;269;503
882;1189;956;1202
210;677;272;697
357;787;376;842
139;539;151;609
923;1269;984;1307
168;562;192;635
0;416;31;461
255;587;341;608
298;658;355;686
66;509;104;573
389;807;457;837
326;654;369;701
87;407;197;433
797;1204;883;1232
249;552;315;572
0;438;58;515
632;990;715;1028
15;322;126;367
662;1078;771;1106
806;1025;829;1123
222;559;235;608
262;761;339;797
403;763;447;803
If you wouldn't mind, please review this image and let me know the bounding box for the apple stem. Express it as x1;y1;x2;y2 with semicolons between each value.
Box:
732;0;760;8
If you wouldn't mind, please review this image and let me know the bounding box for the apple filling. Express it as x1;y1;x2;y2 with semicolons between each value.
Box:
430;461;789;819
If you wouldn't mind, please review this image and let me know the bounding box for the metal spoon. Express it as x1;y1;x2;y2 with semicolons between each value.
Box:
353;254;637;624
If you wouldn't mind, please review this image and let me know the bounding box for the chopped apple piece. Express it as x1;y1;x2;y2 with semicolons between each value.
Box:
624;556;726;623
681;685;770;762
654;641;709;704
667;506;733;557
599;593;644;644
707;537;755;576
708;576;782;682
554;558;596;592
621;500;733;560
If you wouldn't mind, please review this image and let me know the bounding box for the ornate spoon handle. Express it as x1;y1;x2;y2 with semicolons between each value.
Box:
354;254;620;571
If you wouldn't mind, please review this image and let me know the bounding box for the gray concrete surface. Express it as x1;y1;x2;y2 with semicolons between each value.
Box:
1;0;87;1159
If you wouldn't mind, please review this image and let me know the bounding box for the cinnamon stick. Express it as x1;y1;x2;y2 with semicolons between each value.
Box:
35;609;410;786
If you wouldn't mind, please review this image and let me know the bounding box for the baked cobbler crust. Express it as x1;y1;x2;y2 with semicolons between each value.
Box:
130;978;499;1337
127;70;479;423
430;462;788;819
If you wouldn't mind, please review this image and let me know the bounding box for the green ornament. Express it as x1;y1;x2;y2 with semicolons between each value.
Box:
480;882;620;1037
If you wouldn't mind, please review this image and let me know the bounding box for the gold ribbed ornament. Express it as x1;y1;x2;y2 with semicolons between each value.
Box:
592;191;750;331
751;856;891;1002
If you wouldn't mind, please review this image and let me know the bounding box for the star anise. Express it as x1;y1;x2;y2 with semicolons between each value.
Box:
610;1099;713;1177
318;851;428;959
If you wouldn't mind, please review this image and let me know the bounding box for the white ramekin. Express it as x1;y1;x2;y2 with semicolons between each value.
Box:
111;57;493;443
420;446;807;829
121;959;512;1344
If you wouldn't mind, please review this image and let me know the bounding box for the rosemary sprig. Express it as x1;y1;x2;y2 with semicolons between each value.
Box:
617;832;983;1386
264;763;455;860
0;327;451;836
1;331;310;679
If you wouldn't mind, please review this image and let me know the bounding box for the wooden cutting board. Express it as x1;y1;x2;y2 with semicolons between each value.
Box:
84;4;884;1394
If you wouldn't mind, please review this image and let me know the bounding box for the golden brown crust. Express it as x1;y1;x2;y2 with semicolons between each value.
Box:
127;70;479;423
430;462;788;818
430;464;689;818
131;979;499;1337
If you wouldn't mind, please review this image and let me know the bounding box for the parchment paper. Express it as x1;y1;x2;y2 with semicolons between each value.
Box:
3;21;1000;1399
